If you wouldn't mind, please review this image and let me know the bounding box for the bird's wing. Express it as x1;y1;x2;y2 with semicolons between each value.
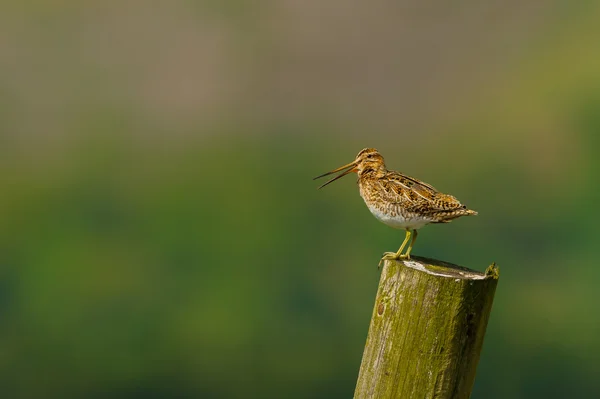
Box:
379;171;465;212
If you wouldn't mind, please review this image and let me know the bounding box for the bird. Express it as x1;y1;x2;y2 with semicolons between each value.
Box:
313;148;477;265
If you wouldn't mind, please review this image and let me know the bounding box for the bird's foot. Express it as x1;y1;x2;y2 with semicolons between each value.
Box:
378;252;410;269
381;251;399;260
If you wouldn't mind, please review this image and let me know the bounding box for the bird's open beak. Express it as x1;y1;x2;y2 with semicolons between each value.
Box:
313;161;358;189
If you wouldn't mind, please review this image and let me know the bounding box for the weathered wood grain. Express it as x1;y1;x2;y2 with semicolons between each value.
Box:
354;256;499;399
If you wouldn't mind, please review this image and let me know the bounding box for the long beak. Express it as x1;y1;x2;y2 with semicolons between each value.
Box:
313;161;357;189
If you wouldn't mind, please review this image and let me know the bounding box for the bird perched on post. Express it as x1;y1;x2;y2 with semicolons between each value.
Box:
314;148;477;265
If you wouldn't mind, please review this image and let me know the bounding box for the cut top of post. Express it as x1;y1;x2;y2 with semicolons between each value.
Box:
398;256;499;281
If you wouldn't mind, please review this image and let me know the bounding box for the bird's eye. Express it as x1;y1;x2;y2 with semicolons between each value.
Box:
367;154;373;159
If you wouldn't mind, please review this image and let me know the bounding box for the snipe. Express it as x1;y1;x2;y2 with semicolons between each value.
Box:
314;148;477;266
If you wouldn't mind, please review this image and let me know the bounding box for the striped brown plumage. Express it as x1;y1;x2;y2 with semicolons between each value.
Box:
314;148;477;263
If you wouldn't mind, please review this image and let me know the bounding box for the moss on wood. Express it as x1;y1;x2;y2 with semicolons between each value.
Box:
354;256;499;399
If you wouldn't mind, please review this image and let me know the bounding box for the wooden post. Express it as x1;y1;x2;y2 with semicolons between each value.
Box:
354;256;499;399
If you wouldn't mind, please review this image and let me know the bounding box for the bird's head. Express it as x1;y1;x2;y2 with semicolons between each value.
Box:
313;148;386;189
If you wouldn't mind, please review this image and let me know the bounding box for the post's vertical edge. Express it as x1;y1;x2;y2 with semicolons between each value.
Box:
354;260;394;398
456;266;499;397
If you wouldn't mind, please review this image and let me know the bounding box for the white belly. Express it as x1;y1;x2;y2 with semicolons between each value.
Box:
366;203;431;230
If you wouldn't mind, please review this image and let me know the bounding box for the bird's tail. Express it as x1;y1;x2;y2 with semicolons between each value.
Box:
432;207;477;223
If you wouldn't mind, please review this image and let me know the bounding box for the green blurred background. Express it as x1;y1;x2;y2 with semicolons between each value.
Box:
1;1;600;398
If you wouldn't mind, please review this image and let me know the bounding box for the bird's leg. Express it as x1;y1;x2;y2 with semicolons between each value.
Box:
403;229;418;259
379;229;411;268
